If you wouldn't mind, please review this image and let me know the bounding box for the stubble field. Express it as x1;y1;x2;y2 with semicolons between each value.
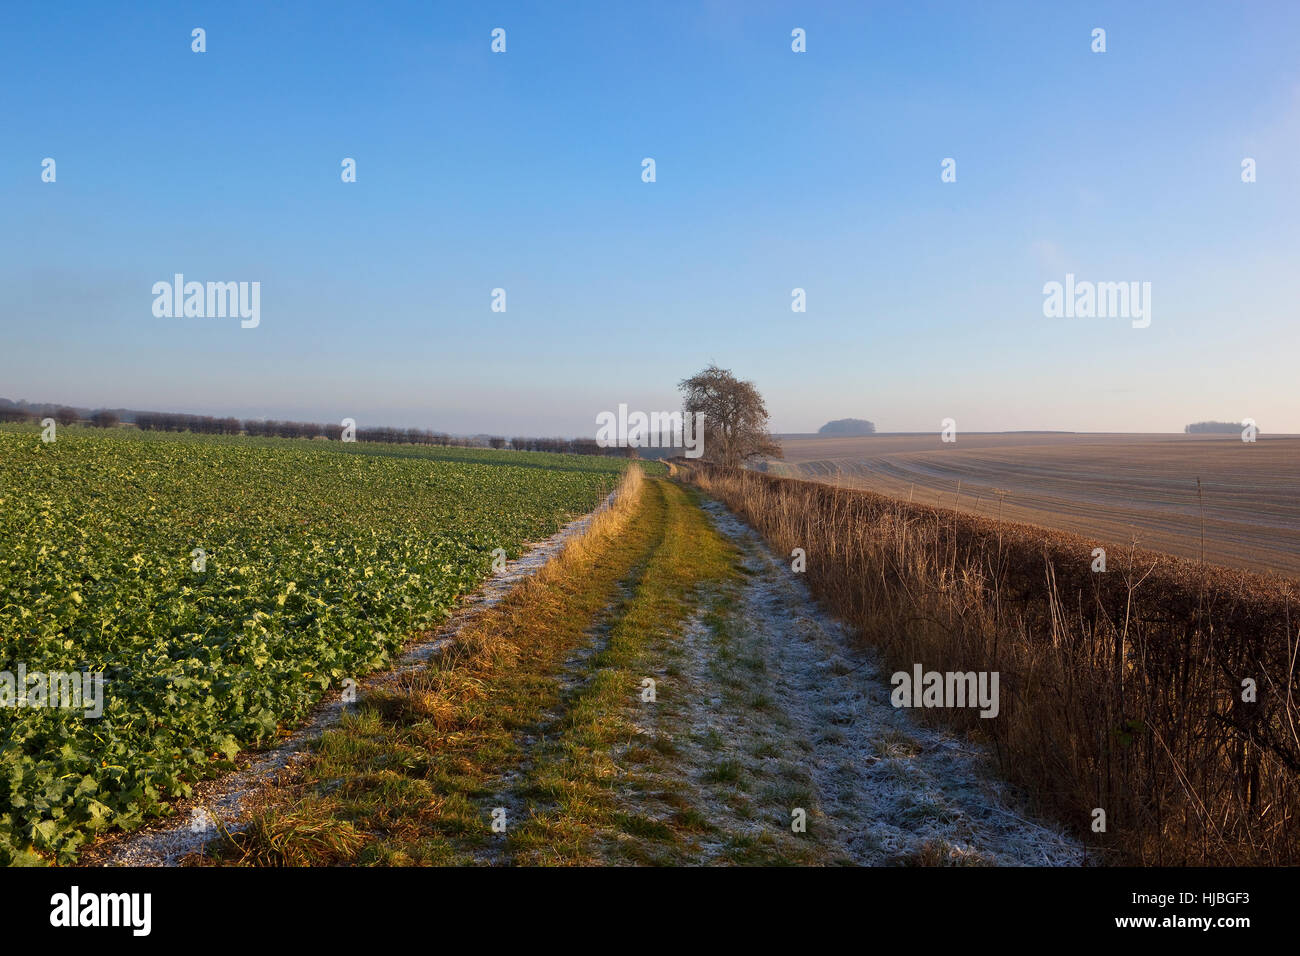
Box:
769;433;1300;577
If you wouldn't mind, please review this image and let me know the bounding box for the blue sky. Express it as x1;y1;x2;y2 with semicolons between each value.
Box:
2;1;1297;434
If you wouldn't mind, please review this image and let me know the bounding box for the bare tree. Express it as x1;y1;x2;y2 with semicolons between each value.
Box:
89;410;120;428
678;365;782;468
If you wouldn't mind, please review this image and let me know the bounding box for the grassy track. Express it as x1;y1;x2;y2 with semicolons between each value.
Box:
207;469;1085;867
215;474;850;865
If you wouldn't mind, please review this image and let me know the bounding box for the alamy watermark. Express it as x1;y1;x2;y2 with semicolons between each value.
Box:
152;274;260;328
890;664;999;718
595;404;705;458
50;886;151;936
1042;274;1150;329
1;665;104;718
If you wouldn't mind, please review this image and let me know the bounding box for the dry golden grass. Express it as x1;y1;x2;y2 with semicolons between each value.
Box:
680;462;1300;865
773;433;1300;577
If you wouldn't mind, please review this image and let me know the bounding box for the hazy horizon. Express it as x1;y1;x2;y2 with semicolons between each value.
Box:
3;390;1290;440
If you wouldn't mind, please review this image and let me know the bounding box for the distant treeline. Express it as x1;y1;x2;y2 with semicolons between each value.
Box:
818;418;876;436
138;411;242;434
508;436;618;455
0;400;628;456
1185;421;1255;435
0;404;111;427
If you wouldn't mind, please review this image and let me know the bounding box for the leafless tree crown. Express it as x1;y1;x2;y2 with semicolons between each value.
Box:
678;365;782;468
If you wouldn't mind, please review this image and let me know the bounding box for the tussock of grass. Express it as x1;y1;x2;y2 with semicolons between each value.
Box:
226;810;369;867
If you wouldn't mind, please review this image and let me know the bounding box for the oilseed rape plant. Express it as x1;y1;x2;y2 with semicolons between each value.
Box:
0;426;632;863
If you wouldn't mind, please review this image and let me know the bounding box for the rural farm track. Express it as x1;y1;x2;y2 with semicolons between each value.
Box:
455;484;1082;865
80;491;618;867
84;479;1081;867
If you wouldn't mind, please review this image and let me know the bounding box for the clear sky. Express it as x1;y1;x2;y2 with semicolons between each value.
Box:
2;1;1297;435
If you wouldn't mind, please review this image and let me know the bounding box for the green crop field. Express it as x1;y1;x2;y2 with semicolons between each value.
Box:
0;425;640;864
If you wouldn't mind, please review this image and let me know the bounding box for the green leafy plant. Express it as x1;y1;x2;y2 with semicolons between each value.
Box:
0;426;631;863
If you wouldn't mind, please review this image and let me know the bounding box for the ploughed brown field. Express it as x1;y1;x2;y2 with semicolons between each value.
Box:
768;433;1300;578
